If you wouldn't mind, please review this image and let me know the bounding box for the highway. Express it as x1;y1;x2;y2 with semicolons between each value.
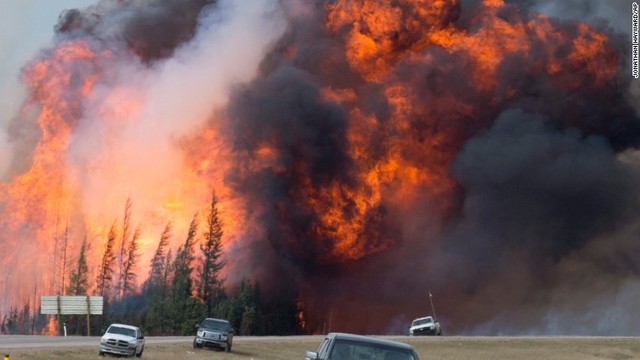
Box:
0;335;321;349
0;335;191;349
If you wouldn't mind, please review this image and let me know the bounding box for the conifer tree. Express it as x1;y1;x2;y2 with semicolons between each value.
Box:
173;215;198;300
238;279;257;335
67;236;89;296
147;221;172;289
66;237;89;335
116;198;133;298
60;224;69;295
162;248;174;300
198;191;226;316
96;221;117;298
121;225;141;297
143;224;174;336
171;214;200;334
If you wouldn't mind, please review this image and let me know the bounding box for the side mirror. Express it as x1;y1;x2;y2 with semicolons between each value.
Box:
138;335;144;340
195;324;200;330
305;350;318;360
230;328;235;335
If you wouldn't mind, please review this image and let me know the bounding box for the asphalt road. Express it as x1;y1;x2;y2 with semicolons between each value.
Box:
0;335;322;349
0;335;191;348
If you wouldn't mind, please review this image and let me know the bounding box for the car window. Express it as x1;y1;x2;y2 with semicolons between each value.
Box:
107;326;136;338
317;338;331;358
412;317;433;326
200;319;230;331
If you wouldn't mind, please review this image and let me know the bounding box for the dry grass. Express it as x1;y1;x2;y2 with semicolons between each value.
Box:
2;336;640;360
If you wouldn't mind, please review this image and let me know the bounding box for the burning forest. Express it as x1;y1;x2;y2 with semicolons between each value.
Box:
1;0;639;335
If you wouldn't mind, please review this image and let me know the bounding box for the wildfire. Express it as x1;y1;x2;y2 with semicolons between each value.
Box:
0;0;631;335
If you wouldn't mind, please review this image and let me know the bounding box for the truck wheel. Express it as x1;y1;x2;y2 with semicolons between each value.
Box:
193;339;201;349
136;345;144;357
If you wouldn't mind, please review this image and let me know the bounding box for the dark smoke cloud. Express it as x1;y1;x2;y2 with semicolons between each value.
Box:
226;65;352;270
444;109;640;333
5;0;640;335
507;0;630;33
218;0;640;335
55;0;215;62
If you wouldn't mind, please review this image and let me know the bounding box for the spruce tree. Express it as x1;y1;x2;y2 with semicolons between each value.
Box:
198;191;226;316
162;248;174;301
66;236;89;335
116;198;133;299
121;225;141;297
67;236;89;296
96;221;117;298
143;224;173;336
171;215;200;334
238;279;257;335
147;221;172;289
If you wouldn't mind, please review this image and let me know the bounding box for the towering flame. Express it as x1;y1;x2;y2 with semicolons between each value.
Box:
1;0;639;335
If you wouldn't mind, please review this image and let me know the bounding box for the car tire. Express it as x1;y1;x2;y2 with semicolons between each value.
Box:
193;339;201;349
136;345;144;357
99;351;104;357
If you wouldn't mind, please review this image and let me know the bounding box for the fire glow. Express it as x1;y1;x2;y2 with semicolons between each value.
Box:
1;0;639;335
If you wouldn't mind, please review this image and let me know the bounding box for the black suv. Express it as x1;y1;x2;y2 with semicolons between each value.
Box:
193;318;234;352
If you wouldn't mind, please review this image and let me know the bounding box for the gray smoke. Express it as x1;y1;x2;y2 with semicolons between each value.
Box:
218;0;640;335
445;109;640;334
2;0;640;336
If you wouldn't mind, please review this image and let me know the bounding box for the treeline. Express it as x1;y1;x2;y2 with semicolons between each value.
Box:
0;192;303;336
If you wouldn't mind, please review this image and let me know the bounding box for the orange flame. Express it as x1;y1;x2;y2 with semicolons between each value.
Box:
0;0;624;333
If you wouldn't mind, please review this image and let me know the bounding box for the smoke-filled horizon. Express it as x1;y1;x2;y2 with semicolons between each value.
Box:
1;0;639;335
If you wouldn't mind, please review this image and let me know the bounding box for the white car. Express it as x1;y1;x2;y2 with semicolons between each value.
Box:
409;316;442;336
99;323;145;357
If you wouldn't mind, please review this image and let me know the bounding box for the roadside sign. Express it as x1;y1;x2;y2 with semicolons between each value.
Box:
40;295;103;315
40;295;103;336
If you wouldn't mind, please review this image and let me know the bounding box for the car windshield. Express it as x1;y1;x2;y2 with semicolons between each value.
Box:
412;317;433;326
107;326;136;337
200;319;230;331
330;339;416;360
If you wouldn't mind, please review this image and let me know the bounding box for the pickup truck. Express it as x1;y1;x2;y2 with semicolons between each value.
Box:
193;317;234;352
99;323;145;357
305;332;419;360
409;316;442;336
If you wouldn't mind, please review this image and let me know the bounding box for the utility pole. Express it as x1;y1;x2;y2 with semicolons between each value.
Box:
428;290;437;320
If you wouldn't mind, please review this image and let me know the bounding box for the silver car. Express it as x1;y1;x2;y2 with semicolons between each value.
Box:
99;323;145;357
305;332;419;360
